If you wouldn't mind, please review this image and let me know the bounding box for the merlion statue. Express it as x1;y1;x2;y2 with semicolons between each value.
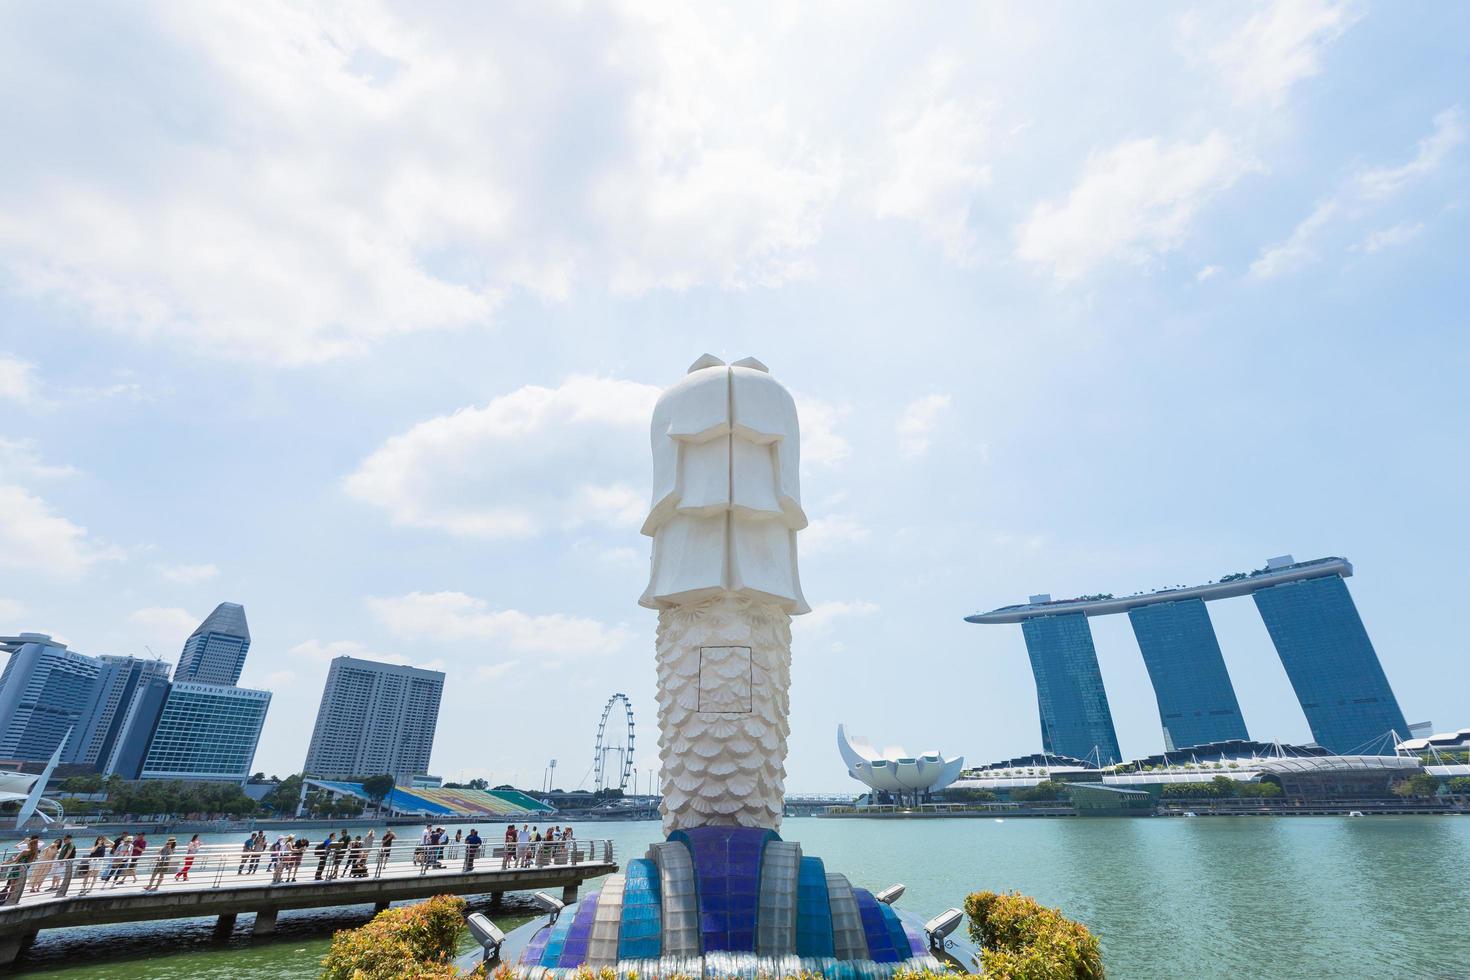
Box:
641;353;808;833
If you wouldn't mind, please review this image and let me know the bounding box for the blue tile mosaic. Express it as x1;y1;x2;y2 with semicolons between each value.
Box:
673;825;777;953
852;888;902;963
618;857;664;960
795;855;835;957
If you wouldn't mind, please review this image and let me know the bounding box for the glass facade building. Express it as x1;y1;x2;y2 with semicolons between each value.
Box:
1253;575;1408;754
68;655;172;768
0;634;101;763
139;682;271;782
1128;599;1249;751
1019;614;1122;765
175;602;250;686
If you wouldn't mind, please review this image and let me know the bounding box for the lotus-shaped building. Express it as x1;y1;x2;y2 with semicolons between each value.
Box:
838;724;964;800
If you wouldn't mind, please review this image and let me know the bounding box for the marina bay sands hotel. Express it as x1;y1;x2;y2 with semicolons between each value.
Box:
966;555;1409;763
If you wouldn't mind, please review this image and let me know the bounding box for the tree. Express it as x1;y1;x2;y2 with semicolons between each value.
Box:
1447;776;1470;799
946;787;998;802
1012;781;1067;803
466;777;488;791
261;773;305;815
1393;773;1440;798
361;774;396;812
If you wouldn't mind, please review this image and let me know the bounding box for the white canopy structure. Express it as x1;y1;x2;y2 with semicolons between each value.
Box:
0;732;68;830
837;724;963;798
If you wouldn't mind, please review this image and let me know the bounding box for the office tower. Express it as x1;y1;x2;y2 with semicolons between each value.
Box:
1253;574;1409;754
69;655;172;768
303;656;445;782
100;669;174;779
137;682;272;782
0;634;100;763
1018;614;1122;765
175;602;250;685
1128;599;1249;751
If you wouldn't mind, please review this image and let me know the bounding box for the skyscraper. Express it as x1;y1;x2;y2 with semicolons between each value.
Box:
1128;599;1249;751
0;634;100;763
303;656;445;782
129;602;271;783
1253;574;1409;753
1018;614;1122;765
100;668;174;779
175;602;250;685
138;682;272;782
68;655;172;768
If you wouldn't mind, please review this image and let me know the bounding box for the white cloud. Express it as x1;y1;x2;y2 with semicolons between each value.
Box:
0;598;25;622
368;591;633;657
0;355;46;407
345;376;660;539
1196;265;1222;282
0;438;78;481
474;661;520;684
1016;132;1256;281
128;606;199;651
0;4;849;362
0;484;118;578
792;395;851;468
795;599;880;635
156;562;220;585
873;59;993;262
1357;222;1425;254
802;514;871;556
287;638;440;671
896;394;953;458
1203;0;1363;106
1252;109;1464;279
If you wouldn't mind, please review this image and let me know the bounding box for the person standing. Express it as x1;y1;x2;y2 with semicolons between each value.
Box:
126;832;148;885
328;832;348;879
267;835;285;875
237;833;255;874
49;834;76;890
249;831;267;874
103;834;129;886
79;836;107;894
28;838;59;893
379;828;395;874
4;837;40;904
144;837;176;892
314;833;335;880
175;834;200;882
463;827;481;872
517;824;531;868
502;824;517;868
287;836;307;881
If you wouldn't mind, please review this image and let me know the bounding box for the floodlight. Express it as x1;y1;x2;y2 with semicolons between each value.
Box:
466;913;505;963
876;884;905;905
533;891;565;923
924;908;965;949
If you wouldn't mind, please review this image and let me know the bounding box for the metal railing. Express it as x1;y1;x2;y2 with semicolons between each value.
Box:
0;836;614;908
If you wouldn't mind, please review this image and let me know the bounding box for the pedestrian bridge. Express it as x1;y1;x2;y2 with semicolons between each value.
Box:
0;838;617;966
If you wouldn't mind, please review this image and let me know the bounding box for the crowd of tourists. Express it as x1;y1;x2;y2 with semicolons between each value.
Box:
3;821;580;901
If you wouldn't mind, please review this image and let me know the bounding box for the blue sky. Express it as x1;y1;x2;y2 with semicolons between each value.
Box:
0;2;1466;791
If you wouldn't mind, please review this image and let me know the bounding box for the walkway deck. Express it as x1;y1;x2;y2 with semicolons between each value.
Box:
0;840;617;966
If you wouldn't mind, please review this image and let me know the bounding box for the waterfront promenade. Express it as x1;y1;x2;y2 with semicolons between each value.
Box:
0;839;616;966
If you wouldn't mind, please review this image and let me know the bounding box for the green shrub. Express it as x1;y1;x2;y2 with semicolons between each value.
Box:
321;895;468;980
965;890;1104;980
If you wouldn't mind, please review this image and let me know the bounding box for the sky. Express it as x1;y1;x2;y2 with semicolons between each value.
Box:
0;1;1466;793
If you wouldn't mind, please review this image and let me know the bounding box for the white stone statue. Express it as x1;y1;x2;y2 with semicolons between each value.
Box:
641;354;809;833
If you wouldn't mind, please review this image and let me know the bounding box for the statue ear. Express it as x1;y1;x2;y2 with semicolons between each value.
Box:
687;353;725;373
732;356;768;372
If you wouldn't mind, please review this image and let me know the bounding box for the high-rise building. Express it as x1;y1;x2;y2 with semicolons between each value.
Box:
968;555;1410;759
1018;614;1122;765
138;682;272;783
0;634;100;763
101;669;174;779
1128;599;1249;751
69;655;172;768
1253;575;1409;754
303;656;445;782
175;602;250;686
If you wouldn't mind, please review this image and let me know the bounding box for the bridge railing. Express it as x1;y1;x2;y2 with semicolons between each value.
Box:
0;836;615;908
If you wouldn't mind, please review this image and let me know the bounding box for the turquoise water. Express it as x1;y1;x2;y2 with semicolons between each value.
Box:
13;815;1470;978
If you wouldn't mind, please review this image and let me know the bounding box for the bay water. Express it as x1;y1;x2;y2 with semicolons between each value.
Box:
12;815;1469;979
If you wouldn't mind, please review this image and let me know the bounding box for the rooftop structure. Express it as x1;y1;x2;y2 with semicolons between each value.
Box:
175;602;250;686
303;655;444;783
967;555;1411;757
965;555;1352;624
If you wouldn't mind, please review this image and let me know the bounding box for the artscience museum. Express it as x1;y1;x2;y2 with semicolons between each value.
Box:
837;724;964;802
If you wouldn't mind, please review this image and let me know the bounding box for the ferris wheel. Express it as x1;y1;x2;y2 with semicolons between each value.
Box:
593;693;636;792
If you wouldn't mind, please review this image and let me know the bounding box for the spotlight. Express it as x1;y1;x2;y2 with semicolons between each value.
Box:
924;908;964;950
876;884;905;905
533;891;565;923
466;913;505;964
